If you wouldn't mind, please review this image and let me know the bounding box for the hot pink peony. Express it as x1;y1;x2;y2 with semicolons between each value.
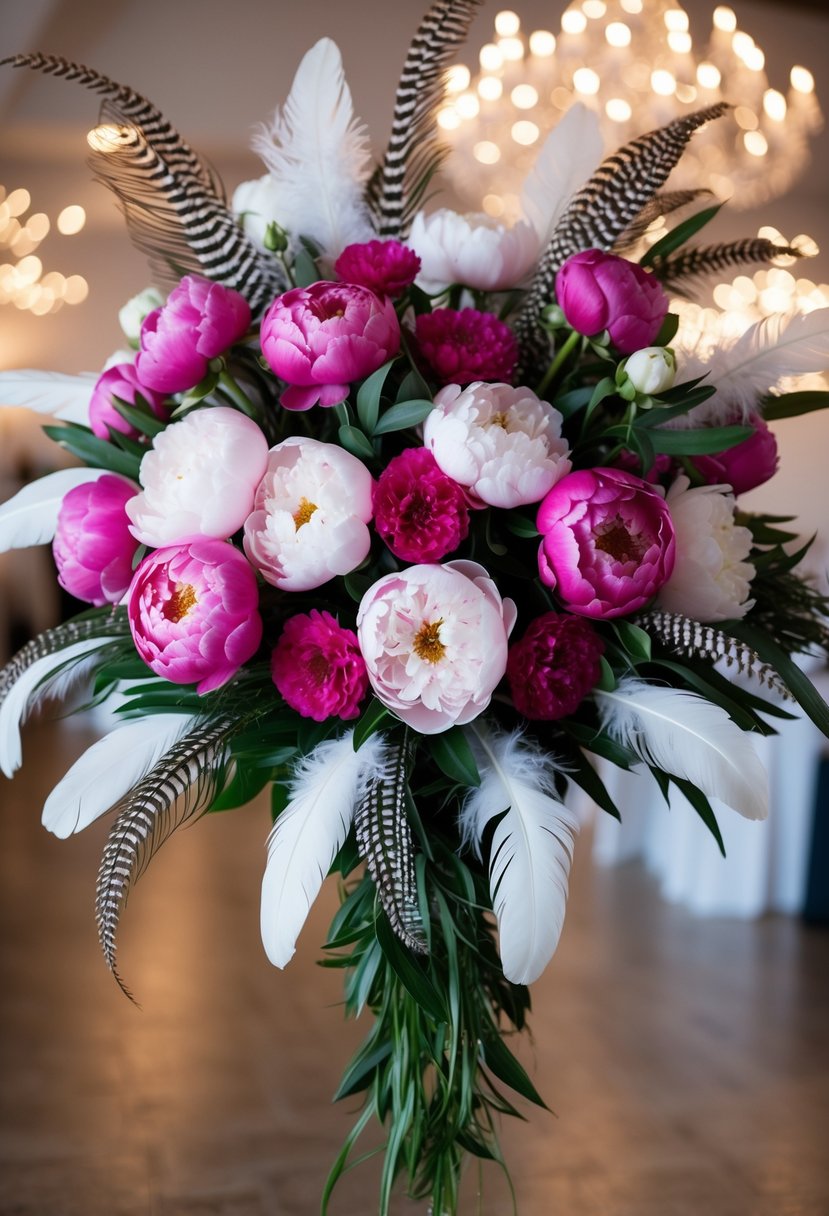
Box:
53;474;140;606
373;447;470;563
506;612;605;720
271;610;368;722
334;240;421;298
88;362;168;440
537;467;676;618
555;249;668;355
136;275;252;395
414;308;518;385
690;412;779;495
127;539;262;693
259;280;401;411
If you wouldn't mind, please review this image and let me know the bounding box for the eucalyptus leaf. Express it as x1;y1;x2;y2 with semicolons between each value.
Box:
649;423;752;455
372;398;434;435
356;359;395;434
338;424;376;460
431;727;481;787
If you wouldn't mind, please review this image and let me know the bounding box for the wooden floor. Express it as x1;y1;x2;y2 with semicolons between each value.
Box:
1;718;828;1216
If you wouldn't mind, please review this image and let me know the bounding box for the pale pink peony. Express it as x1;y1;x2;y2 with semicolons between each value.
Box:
415;308;518;385
537;467;676;619
53;474;140;606
88;361;168;440
243;437;373;591
423;381;571;508
407;209;539;292
506;612;605;720
556;249;668;354
690;413;779;495
271;610;368;722
127;539;262;693
126;406;269;548
356;559;517;734
334;239;421;298
259;280;401;411
373;447;470;562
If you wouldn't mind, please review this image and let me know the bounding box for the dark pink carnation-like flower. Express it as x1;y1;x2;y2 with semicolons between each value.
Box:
555;249;668;354
507;611;605;720
690;412;779;495
88;362;168;440
271;610;368;722
136;275;251;395
373;447;470;563
53;474;140;606
414;308;518;385
334;239;421;298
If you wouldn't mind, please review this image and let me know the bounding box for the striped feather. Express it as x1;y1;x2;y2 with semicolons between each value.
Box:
0;612;130;713
613;189;715;255
651;239;801;295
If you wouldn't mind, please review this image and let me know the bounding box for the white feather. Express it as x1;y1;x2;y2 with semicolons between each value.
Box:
596;677;768;821
519;103;604;250
0;467;112;554
0;637;121;778
260;730;385;969
41;712;197;838
251;38;374;259
461;725;578;986
0;369;95;423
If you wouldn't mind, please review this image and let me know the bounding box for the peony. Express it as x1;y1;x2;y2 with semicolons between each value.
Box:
537;467;676;618
126;406;269;548
407;208;539;292
506;612;605;720
88;361;168;440
271;610;368;722
231;174;283;252
657;475;755;621
244;437;373;591
334;239;421;298
127;539;262;693
259;280;401;411
53;474;140;606
373;447;470;562
136;275;252;395
118;286;165;345
690;413;779;495
415;308;518;385
555;249;668;354
424;381;571;508
356;559;517;734
622;346;677;396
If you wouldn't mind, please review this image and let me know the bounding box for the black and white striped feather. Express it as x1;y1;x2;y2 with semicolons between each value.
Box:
650;238;801;296
612;189;716;255
0;612;129;711
1;54;285;312
365;0;483;238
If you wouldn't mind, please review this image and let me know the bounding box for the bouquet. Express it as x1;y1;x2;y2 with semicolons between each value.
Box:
2;3;829;1212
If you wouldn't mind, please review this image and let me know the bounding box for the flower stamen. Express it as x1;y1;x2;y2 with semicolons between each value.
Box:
165;582;198;622
412;618;446;664
594;516;647;564
293;497;318;529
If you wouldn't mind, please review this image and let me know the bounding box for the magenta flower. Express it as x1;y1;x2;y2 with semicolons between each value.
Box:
537;467;676;619
88;362;168;440
373;447;470;563
271;610;368;722
555;249;668;354
690;412;779;495
506;612;604;720
136;275;252;395
334;239;421;298
127;539;262;693
414;308;518;385
53;474;140;606
259;280;401;411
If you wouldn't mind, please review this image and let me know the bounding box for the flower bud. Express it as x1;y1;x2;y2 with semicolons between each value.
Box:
118;287;164;345
622;346;677;396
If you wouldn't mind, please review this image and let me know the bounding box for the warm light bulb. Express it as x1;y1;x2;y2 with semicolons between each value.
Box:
791;66;815;94
511;120;540;145
561;11;588;34
582;0;607;18
5;188;30;217
495;10;520;36
511;84;538;109
713;6;737;32
764;89;787;122
664;9;689;31
64;275;89;304
455;91;480;119
479;43;504;71
606;22;631;47
573;67;601;95
15;255;42;286
619;0;642;10
498;36;524;61
87;123;129;153
437;107;461;130
651;70;677;96
478;76;504;101
56;205;86;236
606;98;632;122
445;64;471;94
697;62;721;89
668;31;692;54
474;141;501;165
25;213;50;242
529;30;556;56
744;130;768;157
731;32;754;59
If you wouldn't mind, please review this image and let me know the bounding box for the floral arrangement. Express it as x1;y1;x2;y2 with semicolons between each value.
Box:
2;4;829;1213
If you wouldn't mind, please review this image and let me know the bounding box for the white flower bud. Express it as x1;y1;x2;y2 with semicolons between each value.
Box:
118;287;164;344
623;346;676;396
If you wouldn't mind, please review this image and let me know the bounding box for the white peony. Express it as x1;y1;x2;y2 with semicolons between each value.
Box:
126;406;269;547
407;208;540;293
657;475;755;621
118;287;164;345
231;174;284;252
423;382;571;509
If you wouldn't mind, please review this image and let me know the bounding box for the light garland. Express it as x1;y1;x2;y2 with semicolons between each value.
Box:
0;184;88;315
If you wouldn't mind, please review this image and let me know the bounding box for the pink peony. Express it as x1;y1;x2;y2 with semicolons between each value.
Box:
127;539;262;693
88;362;168;440
271;610;368;722
689;412;779;495
356;559;517;735
259;280;401;411
53;474;140;606
506;612;605;720
136;275;252;395
414;308;518;385
555;249;668;355
334;240;421;298
373;447;470;563
537;467;676;619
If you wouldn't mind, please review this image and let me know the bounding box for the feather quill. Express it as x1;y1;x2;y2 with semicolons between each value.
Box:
519;103;604;251
0;369;95;424
0;467;113;554
595;677;768;820
260;731;385;969
460;725;578;986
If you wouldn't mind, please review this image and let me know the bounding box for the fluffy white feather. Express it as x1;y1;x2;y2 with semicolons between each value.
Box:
41;712;197;838
519;103;604;250
0;369;95;424
260;730;385;968
596;677;768;820
0;467;111;554
461;725;578;986
251;38;374;259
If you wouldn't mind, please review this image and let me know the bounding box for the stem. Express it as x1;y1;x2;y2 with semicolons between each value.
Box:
218;370;257;418
535;329;581;398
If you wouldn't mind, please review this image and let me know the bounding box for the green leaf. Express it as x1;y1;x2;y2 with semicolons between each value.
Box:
375;914;446;1023
293;246;319;287
647;658;774;734
395;367;431;404
321;1105;376;1216
333;1037;393;1101
553;385;593;418
565;750;621;821
431;727;481;787
640;203;723;266
613;621;652;662
480;1031;549;1109
563;720;639;769
343;571;375;602
356;360;395;434
654;311;680;346
762;390;829;421
372;398;434;435
649;423;752;455
503;511;540;539
583;376;617;428
727;621;829;736
111;396;167;437
596;656;617;691
671;776;726;856
210;764;272;812
42;422;142;479
352;697;392;751
337;424;376;460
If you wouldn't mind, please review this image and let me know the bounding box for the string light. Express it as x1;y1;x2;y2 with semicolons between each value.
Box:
0;184;88;315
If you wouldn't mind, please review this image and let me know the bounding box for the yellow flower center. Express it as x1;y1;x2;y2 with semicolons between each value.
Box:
488;411;509;429
413;619;446;664
166;582;198;622
293;497;318;529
